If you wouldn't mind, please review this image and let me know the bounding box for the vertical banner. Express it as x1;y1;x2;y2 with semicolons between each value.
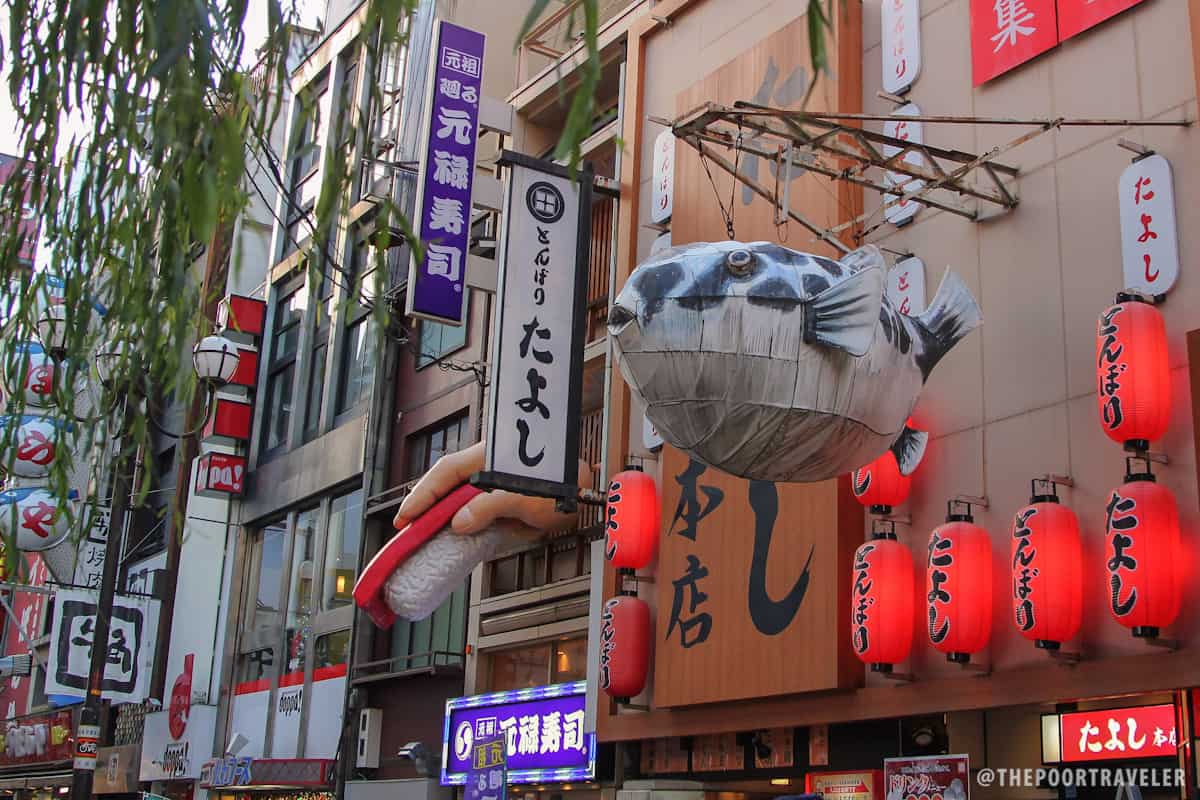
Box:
1118;154;1179;295
881;0;922;95
882;103;925;227
650;130;675;224
46;588;160;704
72;503;111;590
886;255;927;316
464;732;507;800
478;152;592;502
406;20;486;325
0;154;40;268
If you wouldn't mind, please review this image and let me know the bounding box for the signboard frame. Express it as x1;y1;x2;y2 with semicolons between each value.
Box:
440;680;595;787
884;753;971;800
473;151;595;508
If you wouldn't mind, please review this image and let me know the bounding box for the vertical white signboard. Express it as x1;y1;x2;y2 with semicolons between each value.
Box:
482;152;591;498
886;255;927;316
883;102;925;226
650;130;675;224
882;0;922;95
1118;154;1179;295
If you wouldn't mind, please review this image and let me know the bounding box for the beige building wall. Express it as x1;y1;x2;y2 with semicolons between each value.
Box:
859;0;1200;682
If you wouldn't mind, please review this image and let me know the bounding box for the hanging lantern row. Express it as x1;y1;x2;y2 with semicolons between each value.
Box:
1096;294;1170;452
0;487;78;552
851;466;1183;672
599;466;659;701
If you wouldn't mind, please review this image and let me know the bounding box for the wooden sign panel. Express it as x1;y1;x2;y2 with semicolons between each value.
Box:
654;446;860;707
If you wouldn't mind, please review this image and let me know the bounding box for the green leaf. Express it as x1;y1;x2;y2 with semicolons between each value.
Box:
516;0;556;49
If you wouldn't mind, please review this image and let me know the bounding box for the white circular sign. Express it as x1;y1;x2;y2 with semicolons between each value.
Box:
454;720;473;762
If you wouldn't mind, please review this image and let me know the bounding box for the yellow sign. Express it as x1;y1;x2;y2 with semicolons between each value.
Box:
807;770;880;800
473;741;505;770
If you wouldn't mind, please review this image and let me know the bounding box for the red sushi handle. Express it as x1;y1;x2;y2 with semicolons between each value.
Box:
353;484;483;628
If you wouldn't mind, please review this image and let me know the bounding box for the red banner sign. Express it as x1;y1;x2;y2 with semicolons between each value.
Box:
1058;704;1177;763
196;452;247;496
0;710;75;765
884;754;970;800
970;0;1058;85
1058;0;1146;40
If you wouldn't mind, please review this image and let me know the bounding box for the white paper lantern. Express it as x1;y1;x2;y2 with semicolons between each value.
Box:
5;342;55;407
192;334;240;384
0;487;78;551
0;414;74;478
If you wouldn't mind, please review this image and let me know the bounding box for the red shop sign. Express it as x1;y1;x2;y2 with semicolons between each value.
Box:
1058;0;1146;41
196;452;247;496
1058;704;1177;763
970;0;1058;85
0;710;75;765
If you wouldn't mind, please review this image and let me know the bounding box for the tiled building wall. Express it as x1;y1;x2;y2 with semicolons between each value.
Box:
859;0;1200;680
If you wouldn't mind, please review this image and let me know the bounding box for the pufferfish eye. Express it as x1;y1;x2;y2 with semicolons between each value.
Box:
726;249;754;276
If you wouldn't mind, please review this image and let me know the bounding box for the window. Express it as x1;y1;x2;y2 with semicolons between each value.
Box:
336;240;377;416
487;535;589;599
283;73;329;257
262;284;307;457
303;269;333;441
389;582;467;671
406;413;470;481
416;317;468;368
322;490;363;610
285;508;318;673
487;637;587;692
253;521;288;629
335;52;359;151
552;637;588;683
315;630;351;670
237;647;274;685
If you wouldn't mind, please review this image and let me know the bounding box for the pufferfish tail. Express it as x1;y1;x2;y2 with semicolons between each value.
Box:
913;268;983;380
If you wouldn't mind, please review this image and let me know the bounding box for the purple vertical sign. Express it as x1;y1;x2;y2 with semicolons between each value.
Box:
405;21;486;325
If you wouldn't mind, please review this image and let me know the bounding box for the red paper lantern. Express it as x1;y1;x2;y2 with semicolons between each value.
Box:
852;451;911;514
851;527;915;672
600;595;650;700
604;467;659;570
1011;481;1082;650
1105;460;1182;638
927;503;993;663
1097;296;1170;451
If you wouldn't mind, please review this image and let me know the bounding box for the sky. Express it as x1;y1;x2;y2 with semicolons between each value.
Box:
0;0;324;156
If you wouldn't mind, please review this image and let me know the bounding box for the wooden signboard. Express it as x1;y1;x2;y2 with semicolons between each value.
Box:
654;446;861;707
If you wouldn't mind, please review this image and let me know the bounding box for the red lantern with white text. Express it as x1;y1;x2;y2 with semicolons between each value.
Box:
851;523;915;672
1106;458;1181;639
927;502;992;664
1011;480;1082;650
600;594;650;700
604;466;659;570
1096;295;1170;451
852;451;911;514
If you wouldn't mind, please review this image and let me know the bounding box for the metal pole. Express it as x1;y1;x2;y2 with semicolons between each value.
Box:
69;397;136;800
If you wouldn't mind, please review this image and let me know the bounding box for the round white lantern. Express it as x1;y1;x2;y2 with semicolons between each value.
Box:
192;334;240;384
0;414;74;478
5;342;55;407
0;487;78;551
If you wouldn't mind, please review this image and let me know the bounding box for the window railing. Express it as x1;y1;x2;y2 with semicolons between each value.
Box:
586;194;616;344
351;649;466;682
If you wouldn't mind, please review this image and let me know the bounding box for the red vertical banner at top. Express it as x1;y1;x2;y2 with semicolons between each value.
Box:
970;0;1059;85
1057;0;1146;41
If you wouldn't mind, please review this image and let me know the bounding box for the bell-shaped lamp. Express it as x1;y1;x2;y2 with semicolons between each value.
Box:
193;334;240;384
36;304;68;355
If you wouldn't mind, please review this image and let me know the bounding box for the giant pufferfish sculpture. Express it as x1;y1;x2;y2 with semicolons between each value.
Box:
607;241;982;482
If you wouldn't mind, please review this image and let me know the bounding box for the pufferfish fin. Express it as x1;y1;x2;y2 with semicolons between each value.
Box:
890;424;928;476
913;268;983;380
803;263;884;357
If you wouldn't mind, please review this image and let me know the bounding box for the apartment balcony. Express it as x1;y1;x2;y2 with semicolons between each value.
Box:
510;0;644;126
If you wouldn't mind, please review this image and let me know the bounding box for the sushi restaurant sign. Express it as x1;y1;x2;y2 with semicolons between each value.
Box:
653;446;861;707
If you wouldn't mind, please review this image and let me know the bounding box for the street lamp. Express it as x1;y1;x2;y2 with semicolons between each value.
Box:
69;331;240;800
35;304;68;356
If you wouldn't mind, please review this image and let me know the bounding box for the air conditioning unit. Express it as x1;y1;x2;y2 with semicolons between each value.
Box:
356;708;383;769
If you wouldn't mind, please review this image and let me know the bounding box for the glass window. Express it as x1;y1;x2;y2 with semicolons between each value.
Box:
337;315;376;414
416;318;468;368
262;283;307;456
406;413;470;480
388;583;467;672
237;647;274;685
254;522;288;629
322;490;363;610
550;540;582;582
314;630;351;671
551;637;587;683
303;269;333;441
284;510;316;647
489;644;549;692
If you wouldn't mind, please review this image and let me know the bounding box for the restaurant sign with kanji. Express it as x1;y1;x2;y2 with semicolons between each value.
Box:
480;152;591;500
1118;154;1178;295
441;681;594;786
406;20;485;326
970;0;1148;85
1056;704;1177;763
46;588;160;705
